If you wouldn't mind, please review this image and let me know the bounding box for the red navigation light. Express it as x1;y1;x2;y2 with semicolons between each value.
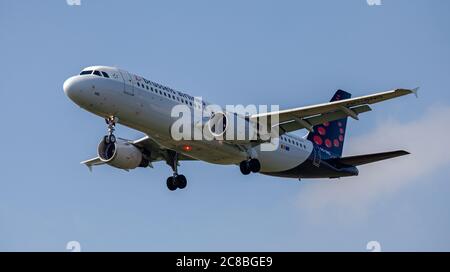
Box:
182;145;192;152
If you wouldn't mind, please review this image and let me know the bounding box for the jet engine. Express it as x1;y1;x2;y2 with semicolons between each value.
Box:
206;112;228;137
205;112;266;142
97;138;149;170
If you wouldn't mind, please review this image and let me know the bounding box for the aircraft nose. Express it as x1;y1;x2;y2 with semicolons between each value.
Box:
63;76;83;102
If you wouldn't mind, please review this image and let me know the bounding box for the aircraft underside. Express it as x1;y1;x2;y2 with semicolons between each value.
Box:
64;65;415;191
261;152;359;179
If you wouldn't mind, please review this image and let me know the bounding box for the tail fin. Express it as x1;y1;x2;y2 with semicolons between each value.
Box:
307;89;351;157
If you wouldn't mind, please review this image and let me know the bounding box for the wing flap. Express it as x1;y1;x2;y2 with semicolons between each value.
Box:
278;104;372;134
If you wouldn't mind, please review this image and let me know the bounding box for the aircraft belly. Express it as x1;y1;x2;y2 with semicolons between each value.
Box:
257;146;311;173
164;139;246;165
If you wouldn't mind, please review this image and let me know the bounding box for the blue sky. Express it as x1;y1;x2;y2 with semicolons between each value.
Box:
1;0;449;251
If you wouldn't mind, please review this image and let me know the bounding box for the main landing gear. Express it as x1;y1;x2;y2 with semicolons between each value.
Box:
239;158;261;175
166;150;188;191
104;116;118;144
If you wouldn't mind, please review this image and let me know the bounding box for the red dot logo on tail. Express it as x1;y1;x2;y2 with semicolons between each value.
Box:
333;139;340;147
313;135;323;145
318;127;326;135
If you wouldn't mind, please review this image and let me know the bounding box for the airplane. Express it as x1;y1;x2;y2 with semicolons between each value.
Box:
63;65;417;191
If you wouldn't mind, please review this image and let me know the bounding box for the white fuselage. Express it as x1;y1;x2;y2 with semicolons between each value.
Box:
64;66;314;174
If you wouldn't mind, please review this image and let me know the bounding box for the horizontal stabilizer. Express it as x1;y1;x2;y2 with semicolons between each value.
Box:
330;150;410;166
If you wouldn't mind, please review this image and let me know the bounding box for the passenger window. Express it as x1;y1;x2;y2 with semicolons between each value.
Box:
101;71;110;78
80;70;93;75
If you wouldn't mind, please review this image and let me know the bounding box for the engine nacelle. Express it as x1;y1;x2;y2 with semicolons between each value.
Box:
206;112;228;137
206;112;266;142
97;138;149;170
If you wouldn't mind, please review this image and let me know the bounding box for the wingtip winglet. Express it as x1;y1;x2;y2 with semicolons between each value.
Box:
80;162;93;172
411;87;419;98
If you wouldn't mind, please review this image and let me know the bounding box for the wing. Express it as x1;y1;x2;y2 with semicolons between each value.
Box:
328;150;410;166
251;88;418;134
131;135;196;162
81;135;196;170
81;157;106;172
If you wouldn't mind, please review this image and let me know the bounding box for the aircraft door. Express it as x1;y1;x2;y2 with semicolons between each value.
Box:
119;70;134;96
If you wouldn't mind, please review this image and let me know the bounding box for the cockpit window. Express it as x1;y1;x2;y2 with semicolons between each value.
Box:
80;69;110;78
80;70;93;75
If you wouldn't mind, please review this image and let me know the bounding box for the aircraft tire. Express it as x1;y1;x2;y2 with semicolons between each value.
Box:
176;175;187;189
249;159;261;173
166;177;178;191
240;161;251;175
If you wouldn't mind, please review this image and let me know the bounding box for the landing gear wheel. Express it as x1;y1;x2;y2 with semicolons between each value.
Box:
176;175;187;189
166;177;177;191
165;151;189;191
103;134;116;144
103;116;118;144
240;161;251;175
108;134;116;143
249;158;261;173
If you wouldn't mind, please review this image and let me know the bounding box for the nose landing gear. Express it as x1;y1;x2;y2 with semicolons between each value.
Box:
239;158;261;175
104;116;118;144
